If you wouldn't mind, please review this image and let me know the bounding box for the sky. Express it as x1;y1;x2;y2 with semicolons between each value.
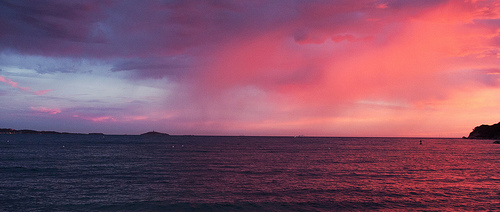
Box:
0;0;499;137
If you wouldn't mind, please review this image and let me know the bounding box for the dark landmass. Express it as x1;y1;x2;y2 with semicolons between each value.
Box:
89;133;105;135
1;128;171;136
467;122;500;139
140;131;170;136
0;128;82;135
0;128;103;135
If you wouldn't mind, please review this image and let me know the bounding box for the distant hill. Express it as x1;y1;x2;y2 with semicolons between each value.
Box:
467;122;500;139
0;128;171;136
0;128;75;135
140;131;170;136
0;128;97;135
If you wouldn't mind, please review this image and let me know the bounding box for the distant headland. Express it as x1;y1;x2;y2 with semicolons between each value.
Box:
0;128;168;136
140;131;170;136
0;128;84;135
467;122;500;139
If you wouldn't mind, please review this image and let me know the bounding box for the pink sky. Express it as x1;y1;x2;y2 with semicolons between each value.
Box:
0;0;499;136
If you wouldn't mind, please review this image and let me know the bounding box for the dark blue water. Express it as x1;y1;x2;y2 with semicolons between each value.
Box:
1;135;500;211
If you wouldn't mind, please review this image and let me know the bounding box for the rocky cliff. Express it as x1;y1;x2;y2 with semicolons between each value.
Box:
467;122;500;139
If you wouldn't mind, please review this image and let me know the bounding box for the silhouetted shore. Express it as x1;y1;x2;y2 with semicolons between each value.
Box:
140;131;170;136
467;122;500;139
0;128;99;135
0;128;170;136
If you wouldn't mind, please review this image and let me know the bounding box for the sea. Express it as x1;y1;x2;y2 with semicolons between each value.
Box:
1;135;500;211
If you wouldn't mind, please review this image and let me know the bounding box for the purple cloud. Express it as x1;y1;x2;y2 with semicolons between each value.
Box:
0;0;456;80
0;0;109;55
110;57;192;79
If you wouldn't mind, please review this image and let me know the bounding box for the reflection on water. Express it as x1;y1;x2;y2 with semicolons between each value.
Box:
1;135;500;211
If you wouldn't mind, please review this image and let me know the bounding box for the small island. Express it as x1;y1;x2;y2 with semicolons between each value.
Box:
467;122;500;139
140;131;170;136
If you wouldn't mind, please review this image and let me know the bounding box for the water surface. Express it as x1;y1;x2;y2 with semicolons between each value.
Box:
1;135;499;211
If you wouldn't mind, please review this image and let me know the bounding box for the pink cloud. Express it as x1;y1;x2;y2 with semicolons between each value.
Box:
169;0;500;136
73;114;139;122
123;116;148;121
88;116;116;122
30;107;61;115
34;89;53;95
0;75;52;95
73;115;117;122
0;75;29;91
376;3;388;9
331;34;373;43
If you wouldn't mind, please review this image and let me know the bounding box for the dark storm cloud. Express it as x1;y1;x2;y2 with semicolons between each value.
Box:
0;0;109;55
0;1;375;56
110;57;192;79
0;0;478;80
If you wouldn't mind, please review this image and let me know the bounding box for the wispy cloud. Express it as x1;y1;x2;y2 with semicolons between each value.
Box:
0;75;52;95
30;106;61;115
0;75;30;91
73;115;116;122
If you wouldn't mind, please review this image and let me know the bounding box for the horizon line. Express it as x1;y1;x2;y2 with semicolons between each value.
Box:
0;127;467;139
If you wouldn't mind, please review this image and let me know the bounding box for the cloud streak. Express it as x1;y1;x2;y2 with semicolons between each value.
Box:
0;75;29;91
30;106;61;115
0;75;52;95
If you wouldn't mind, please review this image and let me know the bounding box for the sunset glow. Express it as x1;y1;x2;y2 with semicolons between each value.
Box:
0;0;499;136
